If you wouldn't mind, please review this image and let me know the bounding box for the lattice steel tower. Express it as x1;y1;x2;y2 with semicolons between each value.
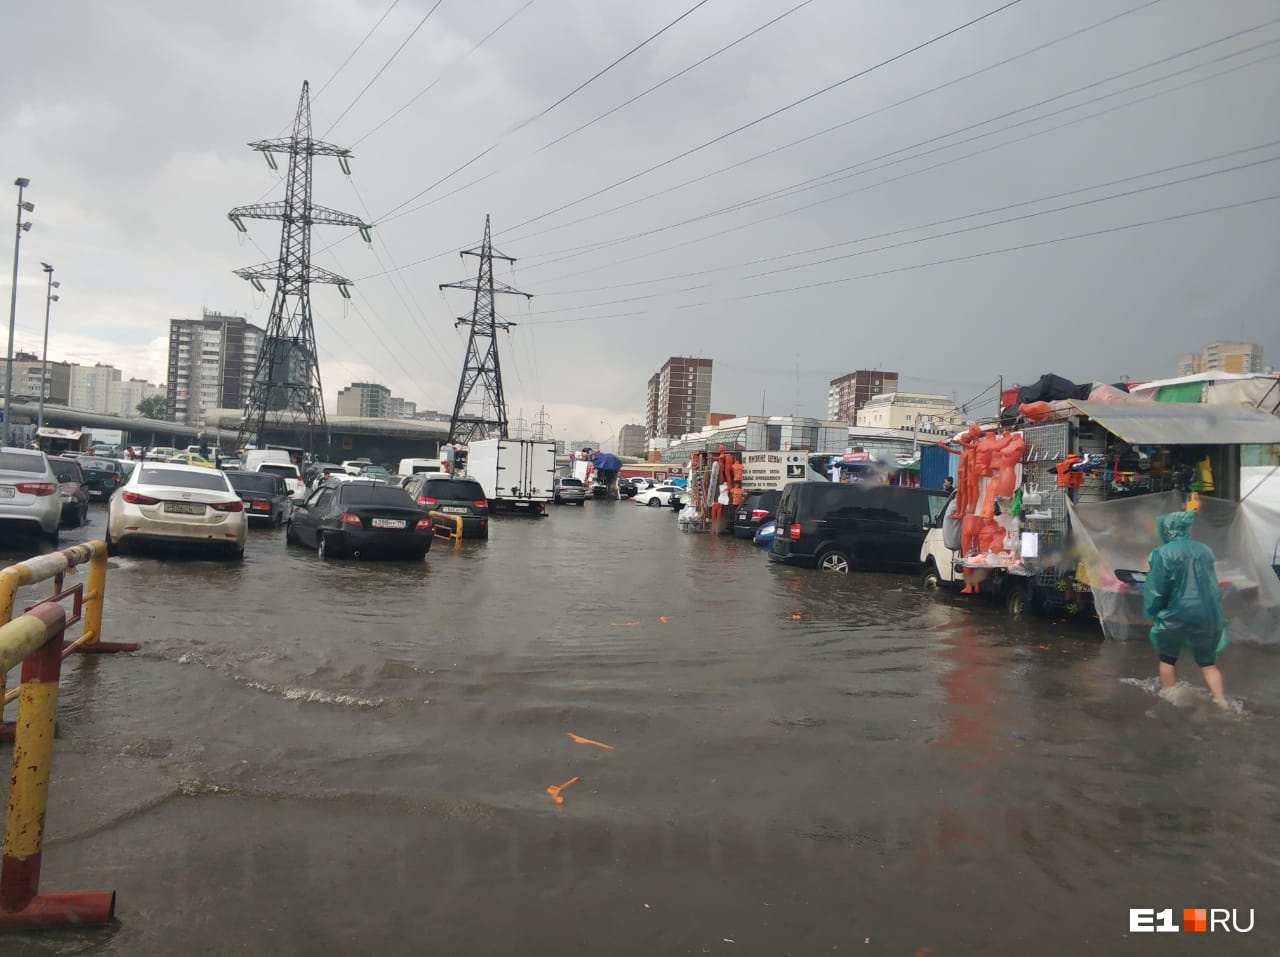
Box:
440;215;532;444
228;80;371;453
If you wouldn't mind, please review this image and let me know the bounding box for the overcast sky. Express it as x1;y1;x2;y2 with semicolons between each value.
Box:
3;0;1278;447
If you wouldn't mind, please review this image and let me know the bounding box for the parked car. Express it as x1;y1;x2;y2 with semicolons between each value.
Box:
553;476;588;505
619;478;638;498
49;455;90;527
147;447;178;461
106;462;247;558
634;484;683;508
253;461;304;498
78;456;128;500
226;470;291;527
770;482;948;573
341;459;373;476
0;448;63;544
733;489;782;540
303;462;343;489
402;473;490;539
168;452;215;468
361;465;394;483
753;520;776;547
286;480;433;560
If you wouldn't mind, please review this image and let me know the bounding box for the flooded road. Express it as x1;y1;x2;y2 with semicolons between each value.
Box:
4;499;1279;955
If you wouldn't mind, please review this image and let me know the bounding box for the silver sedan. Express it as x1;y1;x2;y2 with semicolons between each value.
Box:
0;447;63;545
107;463;248;558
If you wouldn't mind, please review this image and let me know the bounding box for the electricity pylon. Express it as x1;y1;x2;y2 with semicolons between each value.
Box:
439;215;531;445
228;80;371;453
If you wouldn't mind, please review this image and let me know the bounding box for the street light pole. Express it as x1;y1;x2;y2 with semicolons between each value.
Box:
38;263;59;433
6;178;35;446
599;420;615;454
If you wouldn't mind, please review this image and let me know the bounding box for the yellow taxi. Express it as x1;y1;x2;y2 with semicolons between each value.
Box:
168;452;216;469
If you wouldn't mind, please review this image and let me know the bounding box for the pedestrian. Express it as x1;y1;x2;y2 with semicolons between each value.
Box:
942;476;954;494
1142;510;1229;710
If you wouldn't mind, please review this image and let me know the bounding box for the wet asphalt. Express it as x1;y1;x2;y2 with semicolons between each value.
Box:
2;497;1278;955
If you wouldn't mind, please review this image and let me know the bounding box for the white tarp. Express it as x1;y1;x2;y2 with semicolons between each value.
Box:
1242;466;1280;575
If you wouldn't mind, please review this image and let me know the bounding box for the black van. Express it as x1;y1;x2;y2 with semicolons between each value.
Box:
770;482;949;573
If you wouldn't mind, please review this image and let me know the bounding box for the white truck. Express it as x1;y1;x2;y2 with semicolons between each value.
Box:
463;438;556;516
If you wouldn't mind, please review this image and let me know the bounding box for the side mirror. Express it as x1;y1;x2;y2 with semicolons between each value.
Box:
292;497;308;507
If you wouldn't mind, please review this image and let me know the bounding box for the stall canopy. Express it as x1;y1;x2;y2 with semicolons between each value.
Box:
1070;401;1280;446
36;427;82;440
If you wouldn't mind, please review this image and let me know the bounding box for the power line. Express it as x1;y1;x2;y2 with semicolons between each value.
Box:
507;0;1170;250
373;0;716;223
512;21;1280;265
350;0;540;147
313;0;402;102
321;0;446;139
495;0;1029;235
520;151;1280;316
518;40;1280;287
521;193;1280;323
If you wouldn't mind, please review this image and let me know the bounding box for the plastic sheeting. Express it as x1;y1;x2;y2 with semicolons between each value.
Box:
1067;491;1280;644
1242;466;1280;578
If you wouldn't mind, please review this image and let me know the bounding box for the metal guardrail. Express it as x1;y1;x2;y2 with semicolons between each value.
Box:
0;541;136;738
428;510;463;551
0;601;116;929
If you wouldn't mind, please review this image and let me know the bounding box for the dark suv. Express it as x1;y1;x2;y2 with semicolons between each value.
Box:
403;473;490;539
770;482;948;573
77;456;127;500
732;488;781;539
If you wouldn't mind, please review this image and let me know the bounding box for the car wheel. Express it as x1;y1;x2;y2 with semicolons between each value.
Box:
1005;585;1029;618
646;497;661;507
80;503;89;527
818;548;851;574
922;560;941;592
274;510;284;528
317;532;329;559
285;521;299;545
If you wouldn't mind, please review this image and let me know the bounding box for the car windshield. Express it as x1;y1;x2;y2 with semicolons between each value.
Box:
364;466;389;475
228;473;280;494
138;467;230;491
340;485;414;507
79;457;120;472
50;460;82;482
559;478;584;486
421;480;484;500
0;451;47;473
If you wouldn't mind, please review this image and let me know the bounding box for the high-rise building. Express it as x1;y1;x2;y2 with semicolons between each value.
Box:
69;363;122;413
645;357;713;439
113;378;166;417
1;352;72;406
336;382;392;417
828;370;898;424
167;311;264;425
1177;341;1264;376
618;423;647;457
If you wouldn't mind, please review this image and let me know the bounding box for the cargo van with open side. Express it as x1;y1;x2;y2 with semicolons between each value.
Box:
919;400;1280;625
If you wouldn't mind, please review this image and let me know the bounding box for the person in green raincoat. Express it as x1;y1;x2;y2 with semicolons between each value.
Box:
1142;510;1229;708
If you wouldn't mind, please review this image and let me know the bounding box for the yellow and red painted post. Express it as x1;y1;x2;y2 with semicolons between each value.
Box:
0;542;134;740
0;601;115;929
428;510;464;552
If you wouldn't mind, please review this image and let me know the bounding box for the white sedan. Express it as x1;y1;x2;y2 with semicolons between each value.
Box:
107;462;248;559
633;484;684;507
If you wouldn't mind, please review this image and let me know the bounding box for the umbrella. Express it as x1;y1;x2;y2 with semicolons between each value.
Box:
591;452;622;472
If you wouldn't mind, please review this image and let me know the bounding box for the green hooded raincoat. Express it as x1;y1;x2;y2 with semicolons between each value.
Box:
1142;511;1227;666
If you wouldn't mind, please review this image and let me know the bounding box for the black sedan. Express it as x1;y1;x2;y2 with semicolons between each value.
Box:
227;470;291;527
732;489;781;539
77;456;127;500
286;480;433;559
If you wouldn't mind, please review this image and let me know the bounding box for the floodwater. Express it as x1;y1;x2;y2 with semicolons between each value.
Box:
3;499;1279;955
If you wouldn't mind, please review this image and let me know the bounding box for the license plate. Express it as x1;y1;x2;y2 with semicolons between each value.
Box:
163;502;205;515
371;518;405;529
737;511;746;520
441;507;467;514
0;487;13;498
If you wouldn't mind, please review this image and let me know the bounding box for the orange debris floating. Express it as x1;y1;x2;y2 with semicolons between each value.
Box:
546;776;581;805
567;732;614;750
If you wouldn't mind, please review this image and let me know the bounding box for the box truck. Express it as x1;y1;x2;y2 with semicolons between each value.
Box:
464;438;556;516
